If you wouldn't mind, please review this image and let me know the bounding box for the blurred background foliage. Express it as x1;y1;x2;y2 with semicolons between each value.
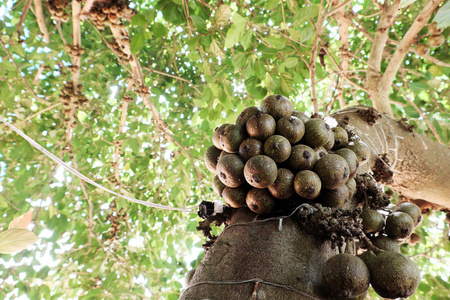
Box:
0;0;449;299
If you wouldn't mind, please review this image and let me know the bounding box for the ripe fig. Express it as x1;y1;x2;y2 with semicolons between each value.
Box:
212;175;226;197
360;208;385;234
220;124;247;153
332;127;349;149
294;170;321;200
204;145;222;173
394;202;422;226
222;185;248;208
246;188;276;215
263;135;291;163
261;94;293;120
216;154;245;188
244;155;278;188
268;168;295;200
287;144;318;171
314;154;350;189
428;34;445;47
303;118;332;148
369;251;420;299
322;253;370;298
236;106;262;128
291;110;310;124
276;116;305;144
212;124;230;150
415;43;430;57
428;21;444;36
385;212;414;241
371;235;400;253
239;138;263;162
246;113;276;140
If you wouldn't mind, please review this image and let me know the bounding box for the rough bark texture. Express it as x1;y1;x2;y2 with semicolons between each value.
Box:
181;207;335;300
333;106;450;208
181;106;450;300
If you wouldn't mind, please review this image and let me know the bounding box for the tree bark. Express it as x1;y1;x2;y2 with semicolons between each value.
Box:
333;106;450;208
181;106;450;300
181;207;335;300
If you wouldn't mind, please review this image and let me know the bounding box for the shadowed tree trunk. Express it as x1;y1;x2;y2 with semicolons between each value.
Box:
181;106;450;300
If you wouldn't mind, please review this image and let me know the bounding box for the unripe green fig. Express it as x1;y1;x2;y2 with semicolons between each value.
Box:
244;155;278;188
360;208;385;234
294;170;321;200
394;202;422;226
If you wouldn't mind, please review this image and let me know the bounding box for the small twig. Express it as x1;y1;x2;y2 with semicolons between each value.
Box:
325;0;351;17
393;84;443;145
142;67;202;94
32;63;46;85
24;102;62;122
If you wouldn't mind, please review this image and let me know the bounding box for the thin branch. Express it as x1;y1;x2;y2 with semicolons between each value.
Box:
325;0;351;17
24;102;62;122
17;0;32;35
309;0;327;114
142;67;202;94
392;84;443;145
33;0;50;43
32;63;46;85
0;39;48;102
423;54;450;68
81;0;95;14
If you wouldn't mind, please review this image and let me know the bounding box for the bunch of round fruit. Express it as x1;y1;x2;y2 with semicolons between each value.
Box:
415;22;446;56
204;95;370;215
324;202;422;299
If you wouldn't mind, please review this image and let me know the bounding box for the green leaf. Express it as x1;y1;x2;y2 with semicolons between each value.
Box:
191;15;207;31
286;0;298;13
241;31;254;50
131;14;147;26
433;1;450;29
225;24;244;48
130;31;146;54
0;228;39;254
215;5;231;26
410;82;428;94
231;13;247;32
246;76;267;98
404;105;420;118
254;61;266;79
153;22;168;38
285;57;299;68
262;37;286;49
77;110;88;123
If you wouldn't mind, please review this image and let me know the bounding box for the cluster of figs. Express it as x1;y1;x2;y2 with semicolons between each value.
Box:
204;95;423;299
322;202;422;299
204;94;368;214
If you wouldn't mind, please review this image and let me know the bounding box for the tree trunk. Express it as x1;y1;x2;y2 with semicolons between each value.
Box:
181;207;335;300
181;106;450;299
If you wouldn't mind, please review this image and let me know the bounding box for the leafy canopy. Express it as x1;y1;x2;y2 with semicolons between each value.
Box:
0;0;449;299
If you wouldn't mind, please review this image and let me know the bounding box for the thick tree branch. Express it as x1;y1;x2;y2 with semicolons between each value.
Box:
332;0;350;108
33;0;50;43
379;0;444;112
366;0;401;116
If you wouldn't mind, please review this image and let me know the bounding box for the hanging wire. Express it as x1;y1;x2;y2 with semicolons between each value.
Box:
0;116;195;213
181;278;319;299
